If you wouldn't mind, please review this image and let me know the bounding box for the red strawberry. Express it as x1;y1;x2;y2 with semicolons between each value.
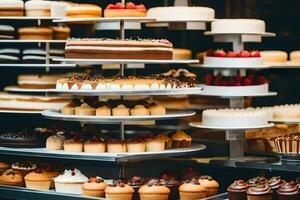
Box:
204;74;214;85
106;4;116;9
227;51;238;58
221;80;229;86
135;4;146;10
238;50;251;57
115;2;126;9
214;49;226;57
256;75;267;85
234;82;242;86
227;78;235;86
126;2;136;9
250;50;261;57
206;49;215;57
233;74;242;84
214;75;222;86
242;77;253;86
247;74;254;82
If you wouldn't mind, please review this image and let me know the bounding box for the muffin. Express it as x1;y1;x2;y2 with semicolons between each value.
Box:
96;105;111;116
75;103;96;116
105;181;134;200
268;176;285;200
277;181;299;200
126;138;146;153
107;139;126;153
248;177;268;187
12;161;37;177
54;168;88;194
0;162;10;175
246;184;273;200
0;169;23;187
63;136;84;152
148;103;166;115
198;176;219;197
138;179;170;200
84;137;106;153
145;136;165;152
227;179;249;200
46;133;65;150
130;105;150;116
171;130;192;148
82;176;107;197
24;169;52;190
155;133;172;149
112;104;130;116
179;178;207;200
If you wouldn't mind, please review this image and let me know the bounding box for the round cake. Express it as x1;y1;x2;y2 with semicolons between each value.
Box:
210;19;266;34
67;4;102;18
0;0;24;16
173;48;192;60
290;51;300;63
18;27;53;40
0;130;42;148
260;51;288;64
25;0;51;17
18;74;65;89
104;2;146;17
272;104;300;121
202;108;269;128
147;6;215;22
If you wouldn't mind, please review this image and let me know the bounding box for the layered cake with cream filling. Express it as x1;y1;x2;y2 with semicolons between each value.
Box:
202;108;269;127
0;92;70;111
147;6;215;22
65;38;173;60
0;0;24;16
210;19;266;34
18;74;66;89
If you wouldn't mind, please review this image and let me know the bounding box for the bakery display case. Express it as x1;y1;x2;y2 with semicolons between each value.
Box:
0;0;300;200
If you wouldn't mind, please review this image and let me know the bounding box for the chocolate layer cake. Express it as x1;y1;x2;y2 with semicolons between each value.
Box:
0;130;43;148
65;38;173;60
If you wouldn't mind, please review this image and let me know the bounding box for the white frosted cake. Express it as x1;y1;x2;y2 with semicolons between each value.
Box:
147;6;215;21
202;108;269;127
210;19;266;34
272;104;300;121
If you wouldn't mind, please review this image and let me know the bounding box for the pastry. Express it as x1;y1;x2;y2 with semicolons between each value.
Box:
274;135;300;154
46;133;65;150
148;103;166;115
277;181;299;200
126;138;146;152
104;2;146;17
12;161;37;177
0;25;15;39
171;130;192;148
173;48;192;60
62;99;82;115
160;174;180;200
63;137;84;152
155;133;172;149
54;168;88;194
83;177;107;197
145;136;165;152
272;104;300;122
25;0;51;17
0;0;24;16
51;26;70;40
227;179;249;200
24;169;52;190
260;51;288;64
0;169;23;186
130;105;149;116
65;38;173;60
112;104;130;116
107;140;126;153
290;51;300;63
138;179;170;200
105;181;134;200
17;74;65;89
0;130;42;148
179;178;207;200
18;27;53;40
246;184;273;200
0;162;10;175
42;165;60;189
84;137;106;153
75;103;96;116
96;105;111;116
198;175;219;197
67;4;102;18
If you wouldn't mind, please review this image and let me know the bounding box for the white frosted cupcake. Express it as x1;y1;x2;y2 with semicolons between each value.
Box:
54;168;88;194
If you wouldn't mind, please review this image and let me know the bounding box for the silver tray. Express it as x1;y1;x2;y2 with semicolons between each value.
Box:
0;110;42;114
189;63;271;69
190;122;274;130
42;110;196;123
53;17;156;23
4;86;51;93
0;64;76;68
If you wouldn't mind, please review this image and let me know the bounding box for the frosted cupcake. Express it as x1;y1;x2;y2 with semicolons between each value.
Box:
54;168;88;194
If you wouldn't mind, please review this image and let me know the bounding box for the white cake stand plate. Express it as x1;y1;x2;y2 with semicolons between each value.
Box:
201;57;269;69
189;122;274;130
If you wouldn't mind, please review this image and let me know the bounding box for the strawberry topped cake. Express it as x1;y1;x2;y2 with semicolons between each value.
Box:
203;49;265;68
104;2;146;17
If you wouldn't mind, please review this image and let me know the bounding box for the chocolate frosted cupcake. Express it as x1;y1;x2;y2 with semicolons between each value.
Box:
268;176;285;200
246;184;273;200
248;176;268;187
277;181;299;200
227;179;249;200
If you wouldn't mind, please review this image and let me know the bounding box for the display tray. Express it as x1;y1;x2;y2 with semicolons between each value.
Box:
0;110;42;114
53;17;156;23
0;144;205;163
5;86;52;93
42;110;196;123
53;58;199;65
0;64;76;68
189;122;274;130
276;153;300;164
0;16;59;20
269;119;300;124
204;31;275;37
0;40;66;43
48;86;203;96
271;61;300;68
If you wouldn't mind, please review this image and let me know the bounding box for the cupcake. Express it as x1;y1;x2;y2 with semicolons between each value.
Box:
84;137;106;153
24;169;52;190
126;138;146;153
130;105;150;116
138;179;170;200
198;175;219;197
227;179;249;200
105;180;134;200
54;168;88;194
75;103;96;116
277;181;299;200
63;136;84;152
96;105;111;116
112;105;130;116
46;133;65;150
268;176;285;200
248;176;268;187
0;162;10;175
12;161;37;177
82;176;107;197
171;130;192;148
246;184;273;200
148;103;166;115
0;169;23;187
179;178;206;200
155;133;172;149
107;139;127;153
145;136;165;152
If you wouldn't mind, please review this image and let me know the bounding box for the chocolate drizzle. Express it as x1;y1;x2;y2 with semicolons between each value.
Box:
247;184;272;195
227;179;249;192
268;176;285;189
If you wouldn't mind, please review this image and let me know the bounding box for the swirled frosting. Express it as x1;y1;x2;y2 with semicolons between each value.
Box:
227;179;249;192
277;181;299;196
247;176;268;187
268;176;285;190
247;184;272;195
54;168;88;183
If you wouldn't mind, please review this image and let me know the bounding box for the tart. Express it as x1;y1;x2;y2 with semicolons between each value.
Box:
0;162;10;175
246;184;273;200
63;137;84;152
145;136;165;152
84;137;106;153
171;130;192;148
155;133;172;149
46;133;65;150
0;169;23;187
179;178;207;200
96;105;111;116
126;138;146;153
104;2;147;17
105;181;134;200
138;179;170;200
24;169;52;190
12;161;37;177
227;179;249;200
198;175;219;197
75;103;96;116
148;103;166;115
107;139;126;153
277;181;299;200
112;104;130;116
82;177;107;197
130;105;149;116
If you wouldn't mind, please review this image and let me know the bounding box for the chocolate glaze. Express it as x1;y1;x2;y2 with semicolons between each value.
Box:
277;181;299;196
227;179;249;192
246;184;272;195
268;176;285;190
